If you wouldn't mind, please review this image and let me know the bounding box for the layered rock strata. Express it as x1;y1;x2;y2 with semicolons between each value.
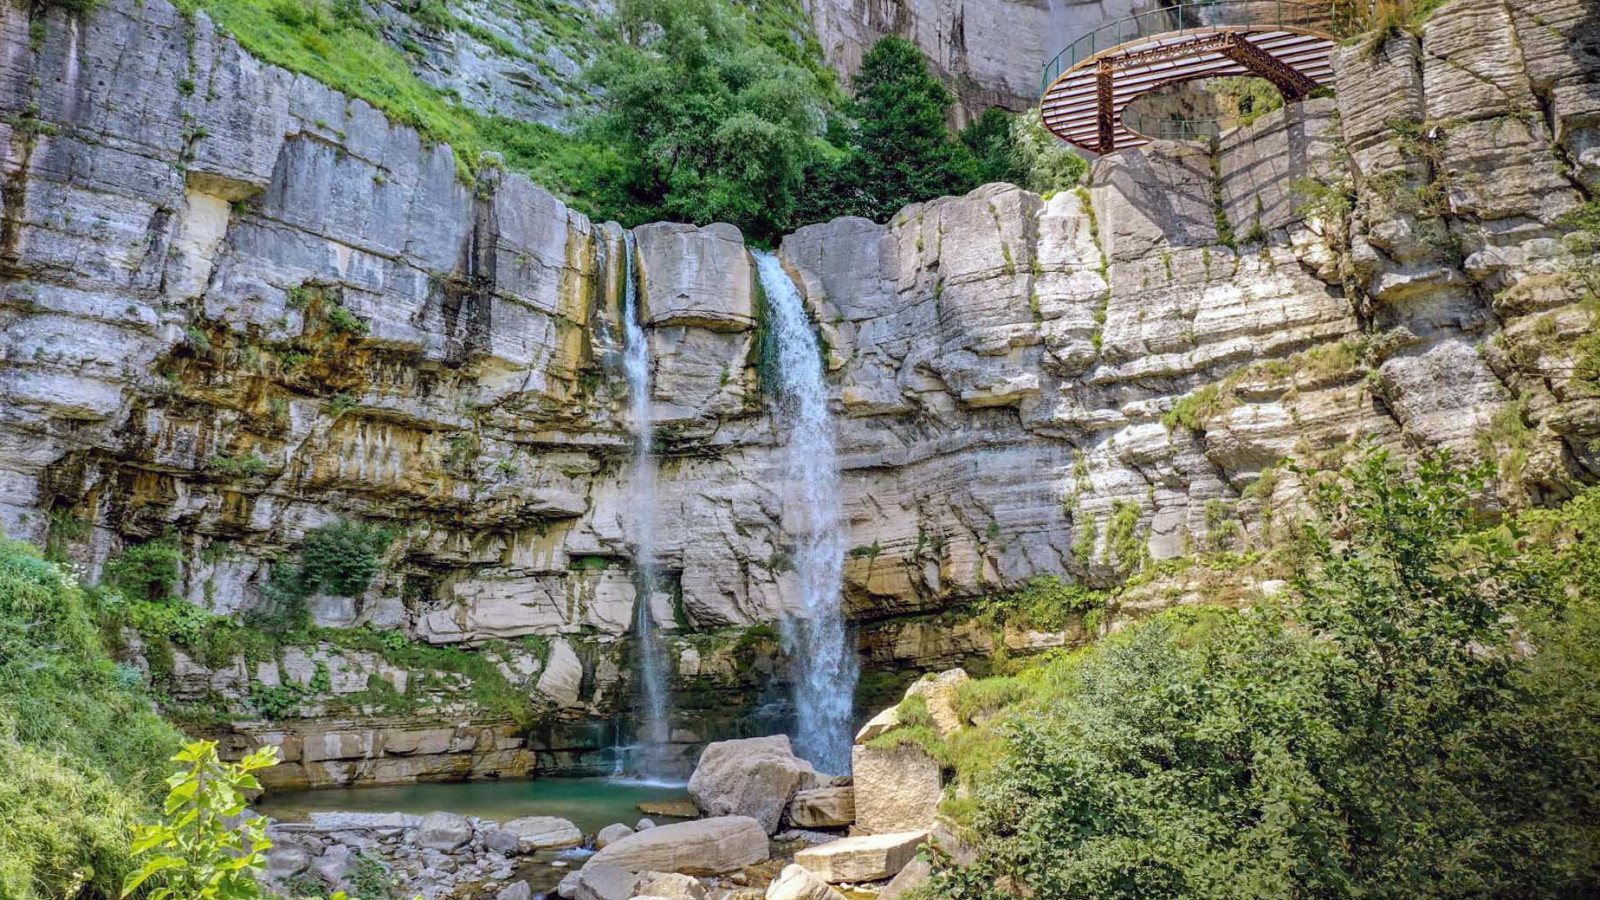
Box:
2;0;1596;781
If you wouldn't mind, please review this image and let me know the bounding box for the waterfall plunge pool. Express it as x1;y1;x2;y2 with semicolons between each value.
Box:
255;776;693;834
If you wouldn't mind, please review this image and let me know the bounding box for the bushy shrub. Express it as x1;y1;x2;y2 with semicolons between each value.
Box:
123;742;279;900
930;449;1600;899
104;536;183;602
0;540;182;900
1006;107;1088;196
299;520;395;597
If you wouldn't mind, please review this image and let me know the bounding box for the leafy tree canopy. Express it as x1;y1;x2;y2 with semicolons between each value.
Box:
587;0;833;243
929;448;1600;900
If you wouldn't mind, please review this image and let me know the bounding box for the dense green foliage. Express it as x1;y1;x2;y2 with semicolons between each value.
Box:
0;541;183;900
586;0;832;240
928;450;1600;900
813;37;980;222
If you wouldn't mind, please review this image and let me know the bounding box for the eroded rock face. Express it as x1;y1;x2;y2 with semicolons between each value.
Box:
785;787;856;829
2;0;1595;787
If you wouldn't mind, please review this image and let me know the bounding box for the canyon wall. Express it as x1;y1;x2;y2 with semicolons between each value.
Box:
1;0;1595;785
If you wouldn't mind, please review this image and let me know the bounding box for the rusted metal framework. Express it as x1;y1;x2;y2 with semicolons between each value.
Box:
1040;0;1341;153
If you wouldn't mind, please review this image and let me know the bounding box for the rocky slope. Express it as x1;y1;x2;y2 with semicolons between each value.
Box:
1;0;1595;784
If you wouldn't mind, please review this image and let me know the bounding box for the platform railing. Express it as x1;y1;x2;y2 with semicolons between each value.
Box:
1039;0;1349;95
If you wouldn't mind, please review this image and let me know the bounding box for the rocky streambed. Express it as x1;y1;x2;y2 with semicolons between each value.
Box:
264;673;967;900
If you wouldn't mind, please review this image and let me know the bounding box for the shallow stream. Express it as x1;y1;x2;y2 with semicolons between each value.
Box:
255;776;692;835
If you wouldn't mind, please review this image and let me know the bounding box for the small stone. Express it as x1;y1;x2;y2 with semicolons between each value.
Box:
636;818;658;831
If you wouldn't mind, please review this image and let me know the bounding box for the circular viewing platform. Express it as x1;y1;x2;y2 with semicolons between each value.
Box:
1040;0;1346;154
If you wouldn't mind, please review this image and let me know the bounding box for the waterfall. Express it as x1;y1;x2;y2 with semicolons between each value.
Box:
753;250;857;775
621;230;672;780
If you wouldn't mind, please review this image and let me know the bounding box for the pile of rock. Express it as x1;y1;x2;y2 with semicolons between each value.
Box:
267;669;971;900
265;810;585;899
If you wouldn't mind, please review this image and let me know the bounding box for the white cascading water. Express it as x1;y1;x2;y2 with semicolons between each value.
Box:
753;250;857;774
620;230;672;780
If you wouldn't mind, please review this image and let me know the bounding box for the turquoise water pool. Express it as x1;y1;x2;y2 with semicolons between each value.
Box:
256;776;691;835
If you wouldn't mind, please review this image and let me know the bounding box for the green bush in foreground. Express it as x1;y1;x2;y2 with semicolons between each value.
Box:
930;449;1600;900
124;742;279;900
0;540;182;900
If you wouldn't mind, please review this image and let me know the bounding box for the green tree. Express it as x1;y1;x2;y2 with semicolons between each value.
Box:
839;36;980;221
930;449;1600;900
959;107;1026;187
587;0;832;243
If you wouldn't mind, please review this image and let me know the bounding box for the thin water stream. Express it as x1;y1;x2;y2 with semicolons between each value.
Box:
619;230;673;779
753;251;857;775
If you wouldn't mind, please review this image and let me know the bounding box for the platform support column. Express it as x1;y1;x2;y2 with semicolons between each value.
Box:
1096;59;1116;153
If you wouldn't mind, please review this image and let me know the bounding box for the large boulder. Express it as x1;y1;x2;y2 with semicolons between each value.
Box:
687;735;818;834
785;787;855;829
415;811;473;851
585;816;769;875
851;743;943;834
793;832;927;883
502;815;584;850
498;883;534;900
569;863;638;900
765;863;848;900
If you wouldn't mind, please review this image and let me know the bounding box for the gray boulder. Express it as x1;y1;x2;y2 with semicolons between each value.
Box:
687;736;817;834
571;863;639;900
498;882;534;900
503;815;585;850
415;811;474;851
765;864;846;900
635;871;708;900
585;816;768;875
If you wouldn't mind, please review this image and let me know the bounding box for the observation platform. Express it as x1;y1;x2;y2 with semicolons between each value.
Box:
1039;0;1345;153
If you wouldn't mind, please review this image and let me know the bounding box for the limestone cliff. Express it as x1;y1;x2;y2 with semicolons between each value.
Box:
1;0;1595;784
